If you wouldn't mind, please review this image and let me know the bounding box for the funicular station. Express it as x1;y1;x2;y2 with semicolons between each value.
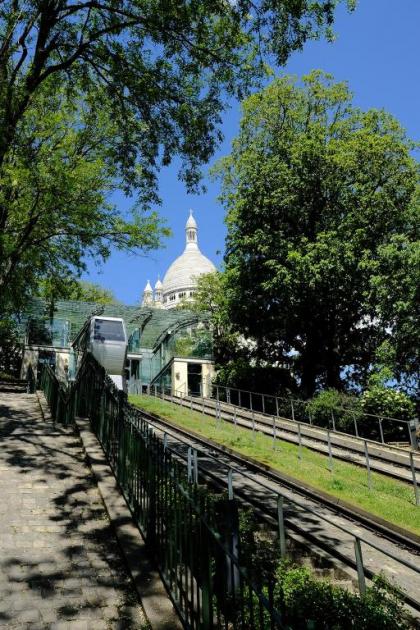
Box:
18;297;215;397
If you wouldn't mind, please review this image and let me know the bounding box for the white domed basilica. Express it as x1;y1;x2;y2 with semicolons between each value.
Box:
142;211;216;309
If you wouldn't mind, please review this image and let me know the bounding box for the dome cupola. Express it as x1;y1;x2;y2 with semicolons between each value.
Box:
161;210;216;309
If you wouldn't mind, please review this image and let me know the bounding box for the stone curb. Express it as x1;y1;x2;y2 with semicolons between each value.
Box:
75;417;182;630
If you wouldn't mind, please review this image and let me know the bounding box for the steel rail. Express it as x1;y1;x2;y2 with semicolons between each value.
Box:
160;390;420;484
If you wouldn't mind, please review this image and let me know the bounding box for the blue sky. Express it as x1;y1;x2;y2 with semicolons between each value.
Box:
84;0;420;305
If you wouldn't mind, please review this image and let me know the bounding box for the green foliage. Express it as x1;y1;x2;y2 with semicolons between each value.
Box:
274;566;409;629
0;316;21;377
215;358;297;397
361;386;416;422
307;388;361;431
65;281;120;306
191;272;242;366
172;328;213;358
0;79;166;314
37;278;120;306
215;71;420;396
238;508;410;629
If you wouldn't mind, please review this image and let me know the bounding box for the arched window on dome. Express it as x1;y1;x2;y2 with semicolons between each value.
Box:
188;229;196;241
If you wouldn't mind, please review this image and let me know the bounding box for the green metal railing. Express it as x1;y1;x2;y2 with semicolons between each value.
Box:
40;356;284;629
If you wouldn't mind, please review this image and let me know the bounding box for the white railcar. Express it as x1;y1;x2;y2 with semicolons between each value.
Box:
74;316;128;390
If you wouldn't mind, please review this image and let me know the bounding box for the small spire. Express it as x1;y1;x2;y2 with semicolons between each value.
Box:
185;209;198;250
144;280;152;292
186;209;197;229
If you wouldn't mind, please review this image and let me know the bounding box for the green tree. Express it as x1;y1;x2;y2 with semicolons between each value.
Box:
190;271;239;365
67;280;119;305
0;79;164;312
216;72;419;397
38;278;119;305
0;1;354;309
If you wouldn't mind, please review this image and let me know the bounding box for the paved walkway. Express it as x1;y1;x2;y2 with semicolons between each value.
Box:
0;391;147;629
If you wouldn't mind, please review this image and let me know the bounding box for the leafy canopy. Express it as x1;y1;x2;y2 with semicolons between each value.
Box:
0;78;166;310
215;71;419;396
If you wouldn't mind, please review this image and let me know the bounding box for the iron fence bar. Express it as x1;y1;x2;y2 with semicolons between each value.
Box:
277;496;286;559
364;440;372;491
410;452;420;506
327;430;333;472
354;537;366;595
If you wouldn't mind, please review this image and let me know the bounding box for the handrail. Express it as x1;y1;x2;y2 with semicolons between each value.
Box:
164;387;420;463
213;382;416;423
210;383;418;450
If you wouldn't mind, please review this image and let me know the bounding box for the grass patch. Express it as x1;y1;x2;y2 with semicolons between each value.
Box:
129;394;420;535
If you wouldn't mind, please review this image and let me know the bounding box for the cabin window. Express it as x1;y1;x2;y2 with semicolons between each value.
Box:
93;319;125;342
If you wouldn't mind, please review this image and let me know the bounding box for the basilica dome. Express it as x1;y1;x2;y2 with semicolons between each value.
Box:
161;211;216;309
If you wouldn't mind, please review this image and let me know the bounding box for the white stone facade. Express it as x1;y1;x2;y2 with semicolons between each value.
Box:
142;211;216;309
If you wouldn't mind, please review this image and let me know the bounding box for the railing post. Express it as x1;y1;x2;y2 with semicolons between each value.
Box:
275;397;279;418
408;420;418;450
364;440;372;490
227;469;234;500
353;413;359;438
297;422;302;460
331;410;336;432
262;394;265;415
277;496;286;559
354;537;366;595
409;452;419;506
187;447;193;483
193;449;198;484
327;429;333;472
379;418;385;444
291;400;295;422
272;416;277;450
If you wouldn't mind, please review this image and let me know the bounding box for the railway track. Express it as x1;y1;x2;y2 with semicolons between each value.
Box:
157;392;420;485
128;401;420;619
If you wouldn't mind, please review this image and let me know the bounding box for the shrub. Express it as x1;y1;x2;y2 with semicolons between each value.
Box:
307;389;361;433
237;509;411;629
360;386;416;422
274;564;410;629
